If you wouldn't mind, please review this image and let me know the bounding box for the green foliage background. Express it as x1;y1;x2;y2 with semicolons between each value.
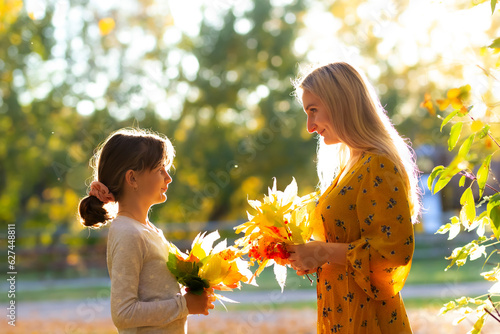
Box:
2;0;499;279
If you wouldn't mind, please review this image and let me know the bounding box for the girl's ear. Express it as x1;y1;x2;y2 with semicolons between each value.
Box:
124;170;137;189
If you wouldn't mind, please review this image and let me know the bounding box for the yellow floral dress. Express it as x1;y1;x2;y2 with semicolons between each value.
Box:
315;152;414;333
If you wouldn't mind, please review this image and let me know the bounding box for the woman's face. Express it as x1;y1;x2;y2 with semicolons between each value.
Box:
302;89;339;145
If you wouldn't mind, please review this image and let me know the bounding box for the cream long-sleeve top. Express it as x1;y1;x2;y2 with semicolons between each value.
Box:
107;215;188;333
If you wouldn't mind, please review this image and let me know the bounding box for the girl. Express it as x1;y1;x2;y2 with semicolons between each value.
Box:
288;63;420;333
79;128;214;333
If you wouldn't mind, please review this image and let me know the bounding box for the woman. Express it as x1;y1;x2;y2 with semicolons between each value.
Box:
288;62;420;334
78;128;214;333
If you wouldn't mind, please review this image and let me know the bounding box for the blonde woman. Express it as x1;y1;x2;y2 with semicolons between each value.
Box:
288;62;420;334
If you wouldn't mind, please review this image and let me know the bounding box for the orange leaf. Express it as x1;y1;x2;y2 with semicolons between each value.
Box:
420;94;435;116
486;136;493;149
98;18;115;36
436;99;450;111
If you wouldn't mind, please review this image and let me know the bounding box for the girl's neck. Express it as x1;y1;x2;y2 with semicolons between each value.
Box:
117;203;148;225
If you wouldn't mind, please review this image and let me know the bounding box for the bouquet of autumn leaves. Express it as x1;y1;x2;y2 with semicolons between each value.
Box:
234;178;318;291
166;230;254;307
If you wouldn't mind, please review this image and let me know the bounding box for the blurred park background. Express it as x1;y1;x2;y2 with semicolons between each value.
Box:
1;0;500;333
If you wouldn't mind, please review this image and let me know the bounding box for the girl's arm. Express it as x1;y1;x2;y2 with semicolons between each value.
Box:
108;228;189;329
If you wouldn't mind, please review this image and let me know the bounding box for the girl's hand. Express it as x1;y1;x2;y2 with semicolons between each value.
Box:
184;288;216;315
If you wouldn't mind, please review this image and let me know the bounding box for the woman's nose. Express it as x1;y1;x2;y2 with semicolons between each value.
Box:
307;117;316;134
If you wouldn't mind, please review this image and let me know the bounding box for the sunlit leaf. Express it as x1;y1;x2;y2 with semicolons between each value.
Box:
487;194;500;239
491;0;497;15
468;244;486;261
440;110;458;132
477;154;492;198
477;125;491;139
457;134;474;158
439;301;457;315
435;223;452;235
433;165;461;194
459;175;466;187
445;242;475;270
460;187;476;227
489;37;500;48
470;120;484;133
470;313;485;334
449;223;461;240
480;266;500;281
428;166;444;191
448;122;463;151
273;262;287;292
433;174;453;194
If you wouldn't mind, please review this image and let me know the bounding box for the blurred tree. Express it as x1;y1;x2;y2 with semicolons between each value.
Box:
0;0;317;275
153;0;317;225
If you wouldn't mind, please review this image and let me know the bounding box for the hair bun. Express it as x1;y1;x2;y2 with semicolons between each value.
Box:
78;195;112;228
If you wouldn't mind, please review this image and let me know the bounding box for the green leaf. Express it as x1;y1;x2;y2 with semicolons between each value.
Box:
492;0;497;15
167;253;181;277
477;154;492;198
435;217;461;240
182;276;210;294
440;110;458;132
477;125;491;139
457;134;474;158
459;175;466;187
470;313;485;334
439;301;457;315
448;122;463;151
435;223;452;235
487;194;500;239
428;166;444;191
433;166;461;194
460;187;476;226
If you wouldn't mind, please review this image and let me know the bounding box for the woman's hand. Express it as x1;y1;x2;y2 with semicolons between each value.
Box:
288;241;348;272
296;268;318;276
287;241;329;272
184;288;216;315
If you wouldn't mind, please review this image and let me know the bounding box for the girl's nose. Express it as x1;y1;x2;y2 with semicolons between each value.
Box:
165;172;172;184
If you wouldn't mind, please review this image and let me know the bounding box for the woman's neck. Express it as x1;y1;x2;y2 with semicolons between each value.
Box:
338;149;364;182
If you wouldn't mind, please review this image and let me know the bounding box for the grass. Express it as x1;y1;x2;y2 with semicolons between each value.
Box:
0;286;111;303
407;256;491;285
3;256;488;304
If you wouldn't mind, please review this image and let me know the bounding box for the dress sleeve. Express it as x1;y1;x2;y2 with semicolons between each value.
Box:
109;228;189;329
347;156;414;300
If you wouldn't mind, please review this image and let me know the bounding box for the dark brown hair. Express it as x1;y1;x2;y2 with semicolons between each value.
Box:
78;128;175;228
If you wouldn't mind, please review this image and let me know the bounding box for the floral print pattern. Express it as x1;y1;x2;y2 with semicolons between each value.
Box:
315;153;414;333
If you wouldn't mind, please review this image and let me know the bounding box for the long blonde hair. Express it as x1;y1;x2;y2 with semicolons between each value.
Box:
293;62;421;223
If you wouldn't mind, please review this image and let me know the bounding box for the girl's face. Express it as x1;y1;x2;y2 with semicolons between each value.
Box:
135;161;172;206
302;89;339;145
